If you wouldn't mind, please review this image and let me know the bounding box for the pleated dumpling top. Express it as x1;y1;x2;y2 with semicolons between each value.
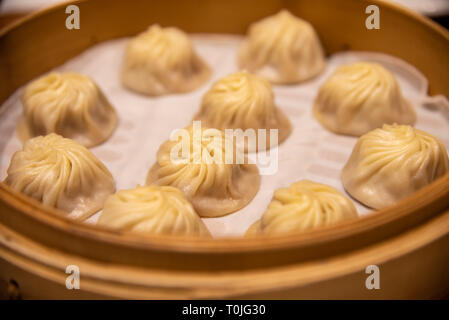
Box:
238;10;326;84
342;124;449;209
19;72;118;147
146;124;260;217
121;24;211;96
313;62;416;136
194;71;291;151
5;134;115;219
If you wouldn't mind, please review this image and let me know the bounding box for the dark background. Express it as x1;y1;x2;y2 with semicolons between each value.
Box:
434;15;449;29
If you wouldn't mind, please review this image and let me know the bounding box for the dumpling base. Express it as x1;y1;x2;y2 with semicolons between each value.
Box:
146;163;260;218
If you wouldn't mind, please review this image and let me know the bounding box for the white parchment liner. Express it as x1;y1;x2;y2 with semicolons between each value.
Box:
1;34;448;237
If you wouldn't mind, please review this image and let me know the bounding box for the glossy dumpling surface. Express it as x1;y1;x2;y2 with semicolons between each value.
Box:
238;10;326;84
342;124;449;209
121;24;211;96
194;71;291;151
313;62;416;136
5;134;115;219
246;180;357;236
146;124;260;217
19;72;118;147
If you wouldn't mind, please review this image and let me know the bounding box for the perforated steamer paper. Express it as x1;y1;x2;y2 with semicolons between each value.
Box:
1;34;448;237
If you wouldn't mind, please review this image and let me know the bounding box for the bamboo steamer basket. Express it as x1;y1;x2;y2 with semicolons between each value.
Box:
1;0;449;299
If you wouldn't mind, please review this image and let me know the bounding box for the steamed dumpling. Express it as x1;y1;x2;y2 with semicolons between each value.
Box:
342;124;449;209
247;180;357;236
4;134;115;219
146;124;260;217
19;72;118;148
238;10;326;84
313;62;416;136
194;71;291;151
121;24;211;96
98;185;210;237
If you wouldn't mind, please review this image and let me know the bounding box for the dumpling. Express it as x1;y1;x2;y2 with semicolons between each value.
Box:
4;134;115;219
313;62;416;136
98;185;210;237
342;124;449;209
238;10;326;84
194;71;291;151
19;72;118;148
146;123;260;217
247;180;357;236
121;24;211;96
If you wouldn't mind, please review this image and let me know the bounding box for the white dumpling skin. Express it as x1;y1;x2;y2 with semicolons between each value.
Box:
121;24;211;96
247;180;358;236
98;185;210;237
194;71;291;151
146;124;260;217
342;124;449;209
238;10;326;84
313;62;416;136
5;134;115;219
19;72;118;148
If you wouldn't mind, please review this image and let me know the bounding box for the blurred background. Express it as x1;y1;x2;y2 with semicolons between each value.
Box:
0;0;449;30
389;0;449;28
0;0;69;28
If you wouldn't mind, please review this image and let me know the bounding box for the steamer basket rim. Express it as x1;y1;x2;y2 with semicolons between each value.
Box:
1;0;449;255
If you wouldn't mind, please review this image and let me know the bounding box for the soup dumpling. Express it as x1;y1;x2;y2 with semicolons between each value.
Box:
98;185;210;237
247;180;357;236
146;124;260;217
194;71;291;151
4;134;115;220
313;62;416;136
19;72;118;147
121;24;211;96
342;124;449;209
238;10;326;84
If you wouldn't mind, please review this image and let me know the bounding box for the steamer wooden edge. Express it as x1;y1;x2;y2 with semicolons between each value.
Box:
1;0;449;298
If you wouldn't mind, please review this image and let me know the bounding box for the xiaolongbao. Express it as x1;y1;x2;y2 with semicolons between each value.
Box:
313;62;416;136
98;185;210;237
247;180;357;236
194;71;291;151
146;123;260;217
4;134;115;220
238;10;326;84
121;24;211;96
342;124;449;209
19;72;118;147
